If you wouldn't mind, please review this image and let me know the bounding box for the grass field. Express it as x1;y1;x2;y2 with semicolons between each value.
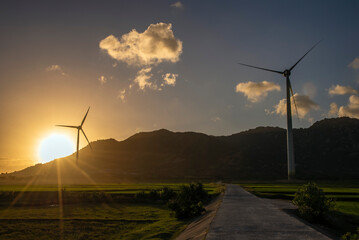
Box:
0;183;221;195
239;181;359;236
0;183;222;240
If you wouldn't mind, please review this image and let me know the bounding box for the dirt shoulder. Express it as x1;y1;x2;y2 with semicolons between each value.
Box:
175;190;224;240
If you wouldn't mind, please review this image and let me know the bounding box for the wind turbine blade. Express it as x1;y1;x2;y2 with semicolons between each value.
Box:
288;80;299;120
81;107;90;127
289;40;322;71
56;125;78;128
81;129;92;150
238;63;283;74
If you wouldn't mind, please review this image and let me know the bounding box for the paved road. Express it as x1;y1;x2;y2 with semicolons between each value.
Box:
206;184;334;240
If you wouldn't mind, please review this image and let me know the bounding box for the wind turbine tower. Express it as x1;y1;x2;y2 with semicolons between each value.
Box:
56;107;92;164
238;41;320;180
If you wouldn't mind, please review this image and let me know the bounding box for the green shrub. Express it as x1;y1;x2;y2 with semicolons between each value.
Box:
342;228;359;240
159;187;176;201
292;182;335;221
149;189;160;200
168;183;208;219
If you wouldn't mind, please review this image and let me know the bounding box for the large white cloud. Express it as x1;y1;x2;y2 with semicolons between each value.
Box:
100;23;182;100
235;81;280;102
348;57;359;70
328;84;357;96
99;23;183;66
270;93;319;119
338;95;359;119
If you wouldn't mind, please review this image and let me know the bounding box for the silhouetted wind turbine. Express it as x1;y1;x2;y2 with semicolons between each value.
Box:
238;41;320;180
56;107;92;164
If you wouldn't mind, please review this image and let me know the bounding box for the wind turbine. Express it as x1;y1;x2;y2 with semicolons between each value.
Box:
56;107;92;164
238;41;320;180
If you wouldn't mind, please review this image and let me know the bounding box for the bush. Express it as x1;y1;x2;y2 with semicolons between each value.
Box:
168;183;208;219
342;228;359;240
159;187;176;201
292;182;335;221
149;189;160;200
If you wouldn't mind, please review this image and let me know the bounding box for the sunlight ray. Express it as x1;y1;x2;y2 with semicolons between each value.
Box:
56;159;64;240
65;156;114;205
0;166;45;217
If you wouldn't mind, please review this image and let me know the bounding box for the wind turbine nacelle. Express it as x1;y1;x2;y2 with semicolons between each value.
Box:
283;70;291;77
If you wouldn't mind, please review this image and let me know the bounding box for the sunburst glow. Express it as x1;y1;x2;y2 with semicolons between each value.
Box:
38;133;75;163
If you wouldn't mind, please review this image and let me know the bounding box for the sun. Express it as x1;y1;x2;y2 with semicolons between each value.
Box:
38;133;75;163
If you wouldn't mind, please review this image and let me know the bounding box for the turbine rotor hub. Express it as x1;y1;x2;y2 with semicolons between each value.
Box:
283;70;291;77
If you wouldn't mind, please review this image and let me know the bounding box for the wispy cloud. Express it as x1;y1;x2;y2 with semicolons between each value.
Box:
269;93;319;119
348;57;359;70
328;84;357;96
162;73;178;86
171;1;184;9
338;95;359;119
302;82;317;99
235;81;280;103
98;75;107;85
45;64;67;76
99;23;183;66
118;89;126;102
211;116;221;122
328;102;339;117
134;67;156;90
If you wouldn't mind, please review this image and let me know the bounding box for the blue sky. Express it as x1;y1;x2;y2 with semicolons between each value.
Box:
0;0;358;169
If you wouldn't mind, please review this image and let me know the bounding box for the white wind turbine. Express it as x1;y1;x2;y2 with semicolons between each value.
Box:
56;107;92;164
238;41;320;179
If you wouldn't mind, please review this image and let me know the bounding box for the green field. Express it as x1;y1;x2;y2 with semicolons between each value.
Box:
239;182;359;236
0;183;220;194
0;183;222;240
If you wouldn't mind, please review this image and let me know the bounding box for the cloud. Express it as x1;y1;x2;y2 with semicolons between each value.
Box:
235;81;280;102
348;57;359;70
45;64;67;76
328;102;339;117
118;89;126;102
98;76;107;85
171;1;184;9
328;84;357;96
211;116;221;122
162;73;178;86
134;67;156;90
302;82;317;99
270;93;319;119
99;23;183;66
338;95;359;119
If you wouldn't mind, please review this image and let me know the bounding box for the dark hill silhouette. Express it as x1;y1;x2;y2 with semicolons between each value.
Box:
3;117;359;184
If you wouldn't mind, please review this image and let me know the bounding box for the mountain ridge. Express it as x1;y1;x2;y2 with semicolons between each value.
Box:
2;117;359;183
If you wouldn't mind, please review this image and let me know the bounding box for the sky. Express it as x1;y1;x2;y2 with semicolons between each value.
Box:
1;0;359;172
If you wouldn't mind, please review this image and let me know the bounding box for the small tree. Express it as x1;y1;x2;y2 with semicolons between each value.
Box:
292;182;335;221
